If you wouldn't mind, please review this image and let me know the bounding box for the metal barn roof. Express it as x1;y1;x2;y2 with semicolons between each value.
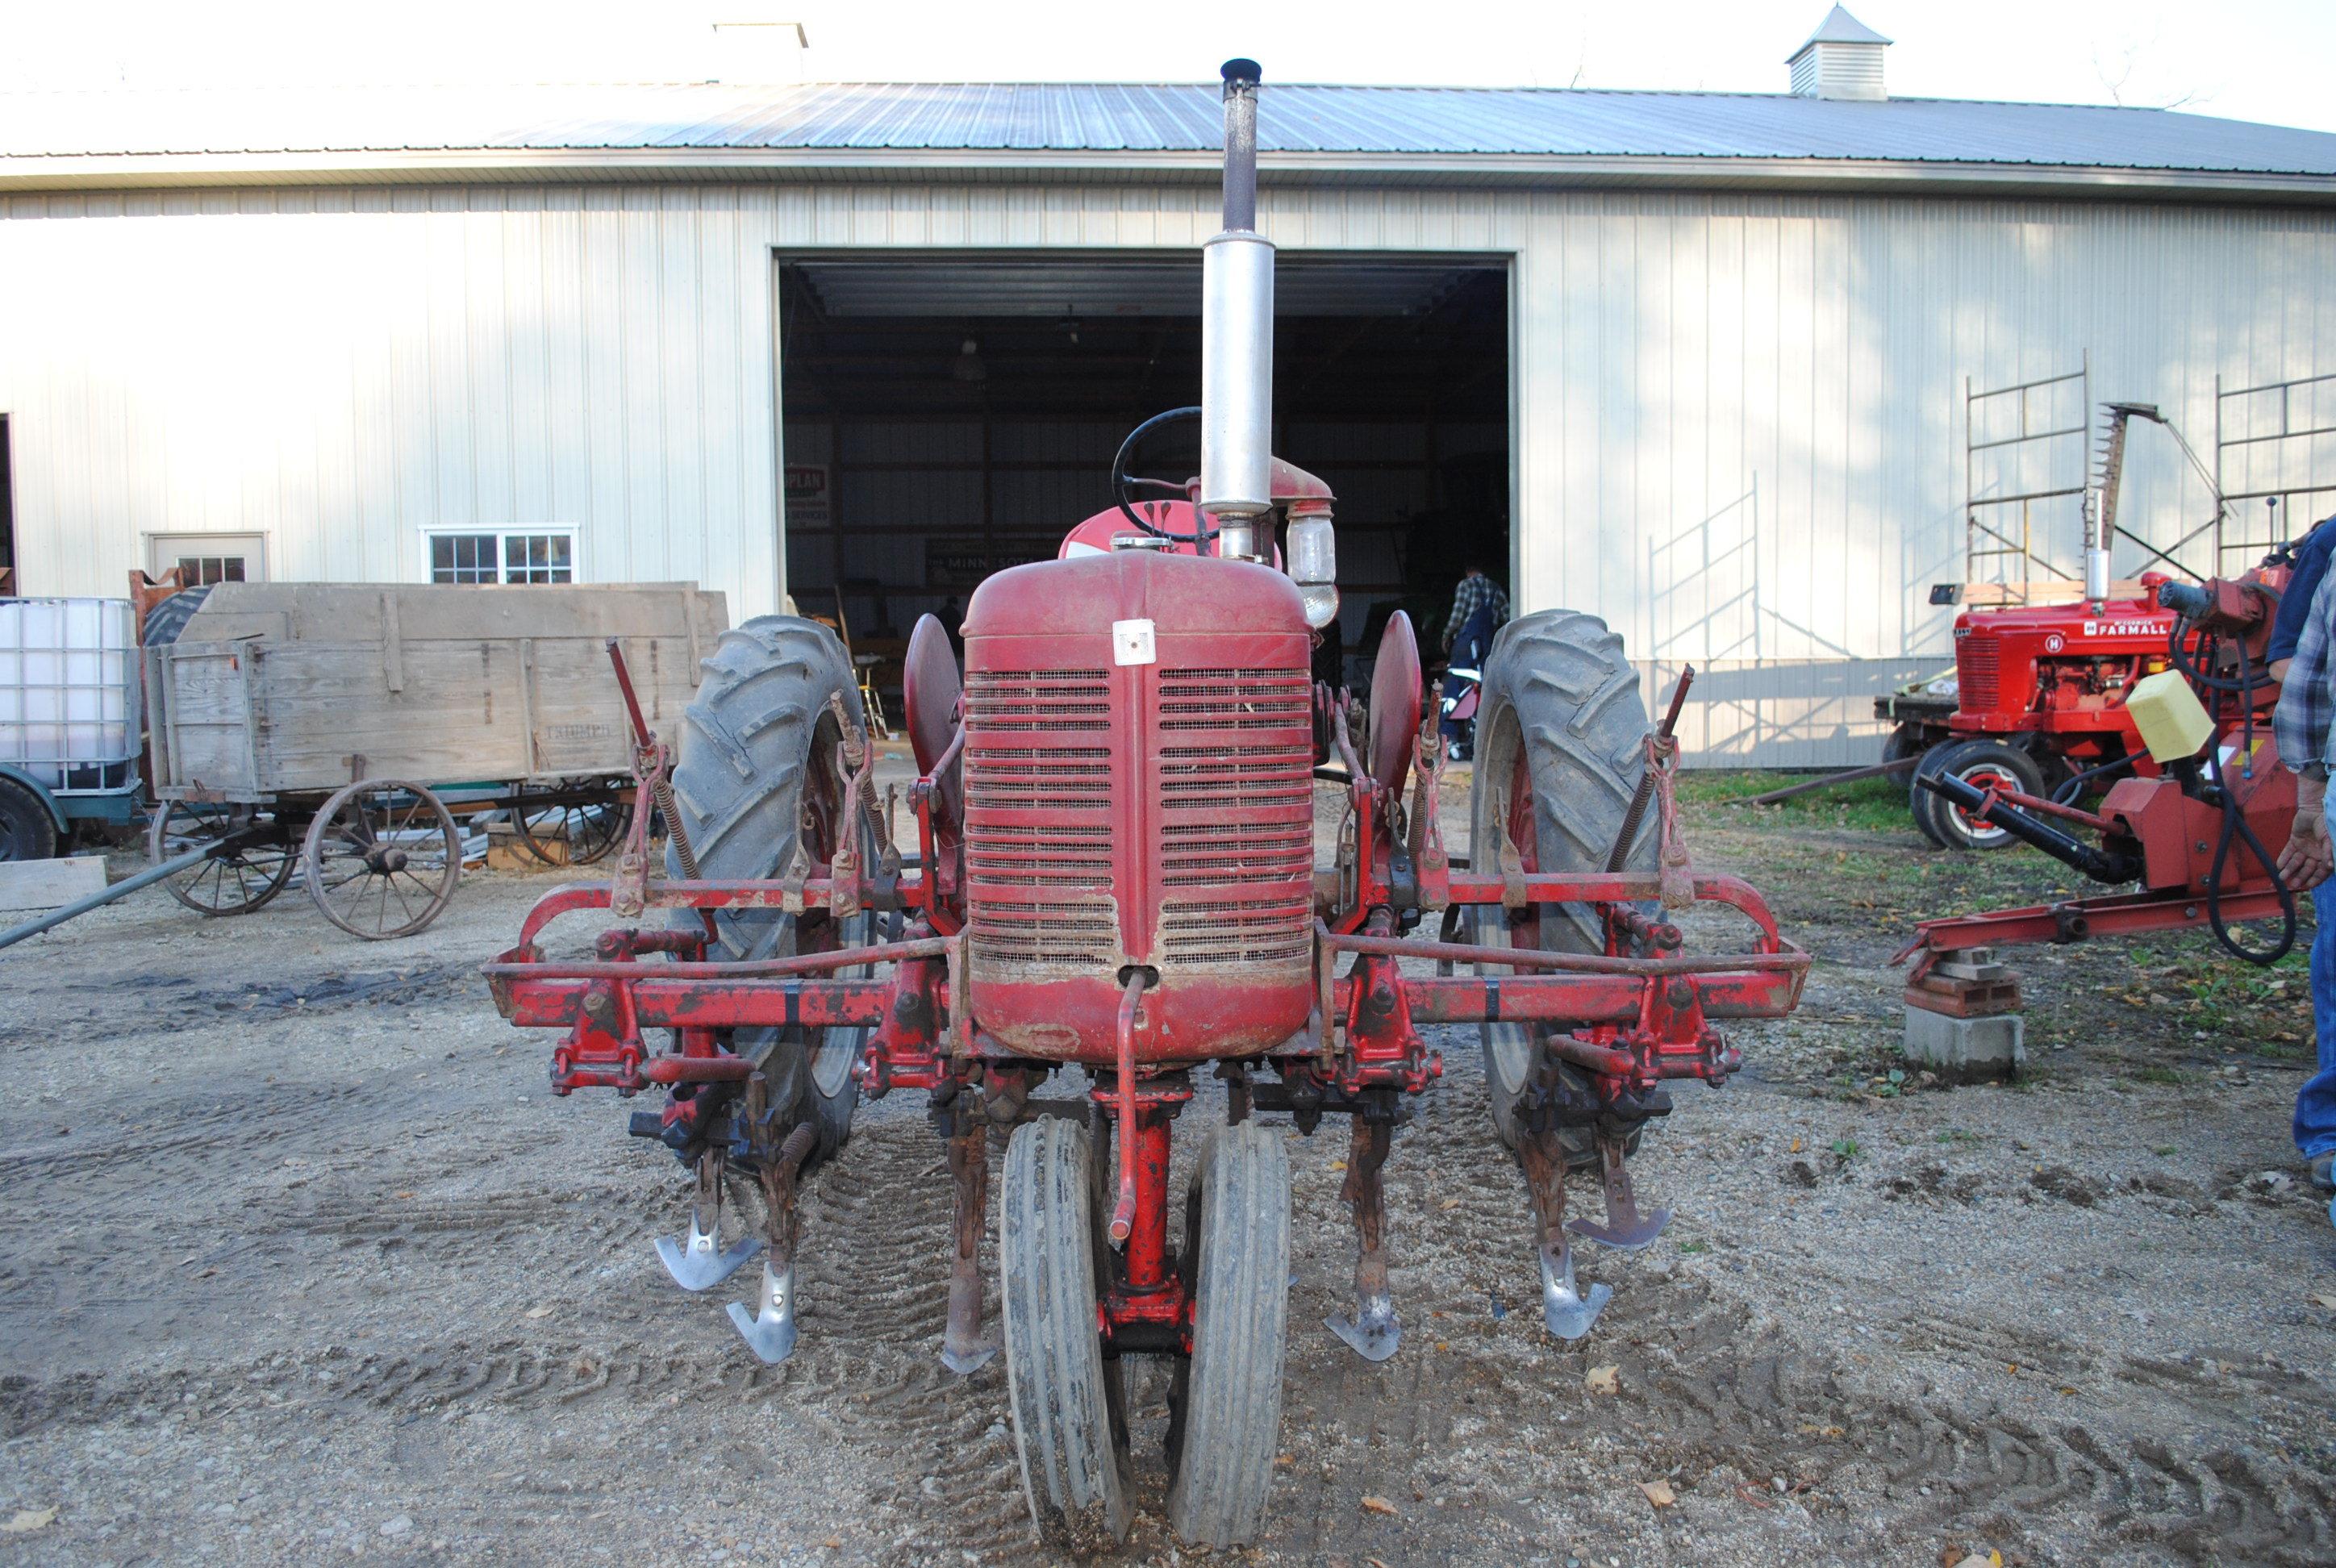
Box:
5;80;2335;195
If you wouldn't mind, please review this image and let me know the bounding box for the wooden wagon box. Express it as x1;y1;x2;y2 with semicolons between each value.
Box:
145;583;727;800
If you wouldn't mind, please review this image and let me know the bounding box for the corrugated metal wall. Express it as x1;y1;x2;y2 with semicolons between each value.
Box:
3;181;2332;761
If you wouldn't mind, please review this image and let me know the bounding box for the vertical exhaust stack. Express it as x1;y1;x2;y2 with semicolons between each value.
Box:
1201;59;1274;563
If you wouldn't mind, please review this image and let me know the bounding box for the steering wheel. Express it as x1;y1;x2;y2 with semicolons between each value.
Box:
1111;406;1216;544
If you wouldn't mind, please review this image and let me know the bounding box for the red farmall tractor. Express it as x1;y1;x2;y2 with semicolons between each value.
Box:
483;61;1809;1548
1902;405;2292;851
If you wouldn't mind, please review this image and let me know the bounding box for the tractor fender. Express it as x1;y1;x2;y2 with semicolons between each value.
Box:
0;766;68;834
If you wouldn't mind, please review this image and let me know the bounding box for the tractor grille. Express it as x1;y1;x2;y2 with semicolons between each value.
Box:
964;669;1120;974
1958;636;2000;710
1152;668;1314;976
962;662;1316;982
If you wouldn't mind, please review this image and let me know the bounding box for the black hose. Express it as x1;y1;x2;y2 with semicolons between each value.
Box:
2050;752;2135;807
2203;736;2296;965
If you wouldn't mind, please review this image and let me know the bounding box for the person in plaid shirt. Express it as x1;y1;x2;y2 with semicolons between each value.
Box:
1438;565;1509;761
1441;566;1509;656
2269;528;2336;1199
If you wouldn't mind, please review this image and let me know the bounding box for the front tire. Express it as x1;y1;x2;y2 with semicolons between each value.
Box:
1166;1121;1292;1549
1468;610;1657;1161
1001;1119;1133;1541
1910;738;2045;853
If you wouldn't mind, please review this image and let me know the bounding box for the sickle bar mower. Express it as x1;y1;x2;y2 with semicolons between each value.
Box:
480;57;1808;1549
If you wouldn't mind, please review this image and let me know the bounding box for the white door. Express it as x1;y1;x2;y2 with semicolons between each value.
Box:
148;532;267;586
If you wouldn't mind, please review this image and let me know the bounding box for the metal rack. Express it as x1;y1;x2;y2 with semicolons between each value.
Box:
2216;369;2336;569
1963;357;2089;604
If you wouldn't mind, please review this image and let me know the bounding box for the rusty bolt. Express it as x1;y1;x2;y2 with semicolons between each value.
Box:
581;986;615;1022
1666;978;1695;1008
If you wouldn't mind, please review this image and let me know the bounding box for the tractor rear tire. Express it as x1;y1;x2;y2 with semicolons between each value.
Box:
665;615;866;1159
140;587;211;646
1469;610;1658;1161
0;776;58;863
1002;1119;1133;1542
1910;738;2045;853
1166;1121;1292;1549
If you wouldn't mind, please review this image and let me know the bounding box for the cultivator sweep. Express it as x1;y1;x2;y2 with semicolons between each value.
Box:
482;60;1808;1547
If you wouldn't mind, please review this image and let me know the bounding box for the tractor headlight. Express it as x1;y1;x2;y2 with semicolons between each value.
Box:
1287;511;1338;629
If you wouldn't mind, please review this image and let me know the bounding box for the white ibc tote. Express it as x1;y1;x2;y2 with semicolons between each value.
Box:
0;597;142;796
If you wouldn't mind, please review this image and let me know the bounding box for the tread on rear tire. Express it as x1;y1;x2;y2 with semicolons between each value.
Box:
665;615;865;1158
1002;1118;1133;1541
1166;1120;1292;1549
1467;609;1657;1161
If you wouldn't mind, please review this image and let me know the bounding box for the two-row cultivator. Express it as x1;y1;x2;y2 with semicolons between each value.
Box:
482;60;1808;1547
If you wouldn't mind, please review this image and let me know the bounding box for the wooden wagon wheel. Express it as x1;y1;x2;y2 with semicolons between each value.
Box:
511;776;634;867
301;779;461;940
148;799;297;916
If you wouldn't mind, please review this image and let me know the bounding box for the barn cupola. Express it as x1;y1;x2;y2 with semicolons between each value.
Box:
1787;6;1892;101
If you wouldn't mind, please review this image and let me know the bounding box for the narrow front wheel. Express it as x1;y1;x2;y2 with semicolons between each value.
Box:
1001;1119;1133;1541
1166;1120;1291;1549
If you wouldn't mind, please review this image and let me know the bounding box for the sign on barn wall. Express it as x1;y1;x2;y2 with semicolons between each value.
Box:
785;465;831;529
928;537;1059;588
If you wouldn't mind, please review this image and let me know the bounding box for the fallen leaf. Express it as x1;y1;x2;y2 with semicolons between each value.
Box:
1434;1341;1450;1352
1943;1550;1967;1568
1639;1479;1675;1508
2;1509;56;1535
1585;1364;1620;1395
1370;1558;1391;1568
1329;1160;1348;1172
1735;1484;1773;1509
823;1537;842;1550
1274;1453;1295;1467
525;1305;553;1319
1440;1197;1462;1211
394;1190;415;1200
1360;1495;1400;1517
2312;1293;2336;1310
1790;1137;1804;1153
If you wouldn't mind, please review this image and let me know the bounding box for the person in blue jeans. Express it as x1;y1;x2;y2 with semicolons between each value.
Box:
2266;514;2336;1202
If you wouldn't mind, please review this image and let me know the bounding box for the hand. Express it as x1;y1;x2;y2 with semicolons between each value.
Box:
2279;806;2334;892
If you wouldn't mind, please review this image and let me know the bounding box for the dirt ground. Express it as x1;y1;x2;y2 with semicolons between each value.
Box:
2;755;2333;1567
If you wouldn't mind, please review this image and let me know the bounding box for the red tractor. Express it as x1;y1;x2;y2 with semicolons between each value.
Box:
1900;567;2301;1012
1900;405;2289;850
482;61;1808;1548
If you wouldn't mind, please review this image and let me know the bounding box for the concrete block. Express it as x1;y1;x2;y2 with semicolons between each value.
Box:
0;854;109;912
1903;1005;2024;1082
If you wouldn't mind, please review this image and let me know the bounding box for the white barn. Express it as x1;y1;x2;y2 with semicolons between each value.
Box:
4;13;2334;761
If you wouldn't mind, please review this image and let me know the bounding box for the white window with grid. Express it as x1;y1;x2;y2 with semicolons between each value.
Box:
421;528;579;586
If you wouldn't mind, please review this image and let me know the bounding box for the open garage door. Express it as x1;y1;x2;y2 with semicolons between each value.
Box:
776;252;1509;699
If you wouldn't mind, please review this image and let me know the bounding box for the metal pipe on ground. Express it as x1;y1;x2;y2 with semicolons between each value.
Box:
0;835;264;953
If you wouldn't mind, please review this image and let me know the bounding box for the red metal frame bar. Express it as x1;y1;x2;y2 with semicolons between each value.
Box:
1896;886;2292;960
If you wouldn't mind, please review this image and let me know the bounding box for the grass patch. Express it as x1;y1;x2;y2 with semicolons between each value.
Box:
1679;769;1911;836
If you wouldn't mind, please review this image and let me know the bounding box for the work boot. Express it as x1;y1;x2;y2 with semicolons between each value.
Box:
2311;1152;2336;1193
